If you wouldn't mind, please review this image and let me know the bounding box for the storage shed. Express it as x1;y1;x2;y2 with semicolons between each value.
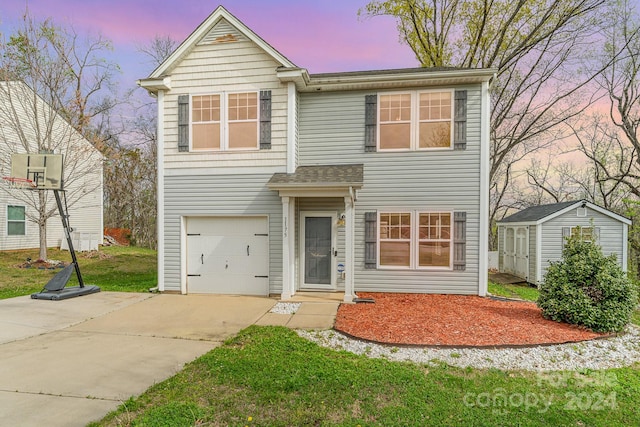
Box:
497;200;631;286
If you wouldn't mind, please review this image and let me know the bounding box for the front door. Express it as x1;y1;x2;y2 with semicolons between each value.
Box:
300;212;336;290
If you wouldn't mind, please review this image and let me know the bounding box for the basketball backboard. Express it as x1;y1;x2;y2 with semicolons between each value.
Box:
10;153;64;190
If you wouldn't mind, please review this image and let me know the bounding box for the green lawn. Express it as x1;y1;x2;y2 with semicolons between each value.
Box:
0;245;156;299
92;326;640;427
488;280;540;302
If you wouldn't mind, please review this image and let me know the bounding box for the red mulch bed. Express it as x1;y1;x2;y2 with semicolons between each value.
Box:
334;293;608;347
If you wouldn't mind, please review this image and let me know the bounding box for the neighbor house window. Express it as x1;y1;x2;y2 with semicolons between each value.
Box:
571;226;594;242
191;91;258;151
7;205;25;236
379;90;453;150
379;211;452;269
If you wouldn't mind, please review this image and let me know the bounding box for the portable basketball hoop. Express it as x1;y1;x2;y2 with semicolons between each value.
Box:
3;153;100;300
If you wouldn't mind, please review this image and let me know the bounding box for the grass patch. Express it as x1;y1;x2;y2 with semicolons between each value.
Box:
488;280;539;302
0;246;156;299
92;326;639;427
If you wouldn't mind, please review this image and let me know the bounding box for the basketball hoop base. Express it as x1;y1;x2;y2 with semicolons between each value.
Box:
31;285;100;301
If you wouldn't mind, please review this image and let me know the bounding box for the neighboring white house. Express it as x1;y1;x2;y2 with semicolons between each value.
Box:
0;81;103;252
497;200;631;286
139;6;495;301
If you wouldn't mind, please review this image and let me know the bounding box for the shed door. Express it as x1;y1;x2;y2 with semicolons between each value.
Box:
504;227;516;273
186;217;269;295
514;227;529;280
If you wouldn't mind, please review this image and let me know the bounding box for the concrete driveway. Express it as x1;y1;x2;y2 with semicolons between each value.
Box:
0;292;281;427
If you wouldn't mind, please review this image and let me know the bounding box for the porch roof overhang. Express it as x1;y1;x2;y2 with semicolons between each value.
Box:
267;164;363;198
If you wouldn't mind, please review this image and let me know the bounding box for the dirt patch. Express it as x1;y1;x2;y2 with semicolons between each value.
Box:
335;293;608;347
14;259;67;270
79;250;113;260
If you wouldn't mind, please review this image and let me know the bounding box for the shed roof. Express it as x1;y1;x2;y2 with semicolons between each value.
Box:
497;200;631;225
499;201;578;223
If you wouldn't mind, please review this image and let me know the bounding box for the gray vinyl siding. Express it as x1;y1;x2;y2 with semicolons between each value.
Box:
297;86;483;294
539;207;626;284
163;173;282;293
528;225;537;283
162;21;289;171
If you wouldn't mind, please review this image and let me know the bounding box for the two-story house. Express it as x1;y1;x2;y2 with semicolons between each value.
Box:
139;6;494;302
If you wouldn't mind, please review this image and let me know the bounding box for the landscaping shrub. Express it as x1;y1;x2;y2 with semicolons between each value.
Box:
537;231;638;333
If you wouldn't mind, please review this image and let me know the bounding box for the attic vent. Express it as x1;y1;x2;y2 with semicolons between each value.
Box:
577;207;587;217
199;19;245;45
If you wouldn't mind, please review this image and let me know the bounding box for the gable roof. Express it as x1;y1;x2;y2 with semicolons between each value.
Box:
499;201;577;223
497;200;631;225
147;5;296;80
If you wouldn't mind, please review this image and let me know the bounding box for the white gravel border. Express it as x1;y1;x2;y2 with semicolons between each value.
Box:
270;302;301;315
298;325;640;371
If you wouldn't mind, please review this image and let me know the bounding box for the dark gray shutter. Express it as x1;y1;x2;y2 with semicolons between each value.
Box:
178;95;190;152
260;90;272;149
364;95;377;152
364;211;377;269
453;212;466;271
454;90;467;150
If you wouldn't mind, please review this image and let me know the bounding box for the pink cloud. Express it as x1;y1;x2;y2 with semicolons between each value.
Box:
1;0;418;87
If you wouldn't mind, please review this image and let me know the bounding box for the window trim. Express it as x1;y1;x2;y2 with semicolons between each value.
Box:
7;204;26;236
377;90;454;152
377;210;454;270
570;226;593;242
190;90;260;152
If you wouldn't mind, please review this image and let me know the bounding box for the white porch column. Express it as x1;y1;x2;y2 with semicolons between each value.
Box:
344;194;356;302
281;196;296;300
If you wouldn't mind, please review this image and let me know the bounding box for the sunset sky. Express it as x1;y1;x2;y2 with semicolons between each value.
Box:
0;0;418;89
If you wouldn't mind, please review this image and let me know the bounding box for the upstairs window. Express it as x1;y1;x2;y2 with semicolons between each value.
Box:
191;91;258;151
378;90;453;150
228;92;258;149
192;94;221;150
379;94;411;149
7;205;26;236
419;92;452;148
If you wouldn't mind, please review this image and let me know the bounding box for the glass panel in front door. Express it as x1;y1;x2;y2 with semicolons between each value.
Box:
304;217;331;285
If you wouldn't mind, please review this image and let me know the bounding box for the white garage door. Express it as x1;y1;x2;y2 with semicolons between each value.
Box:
186;217;269;295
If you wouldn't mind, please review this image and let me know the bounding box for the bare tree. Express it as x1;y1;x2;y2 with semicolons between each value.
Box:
0;12;118;259
361;0;611;242
101;35;177;249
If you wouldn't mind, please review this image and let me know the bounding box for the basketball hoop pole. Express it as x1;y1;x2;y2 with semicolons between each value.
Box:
54;189;85;288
